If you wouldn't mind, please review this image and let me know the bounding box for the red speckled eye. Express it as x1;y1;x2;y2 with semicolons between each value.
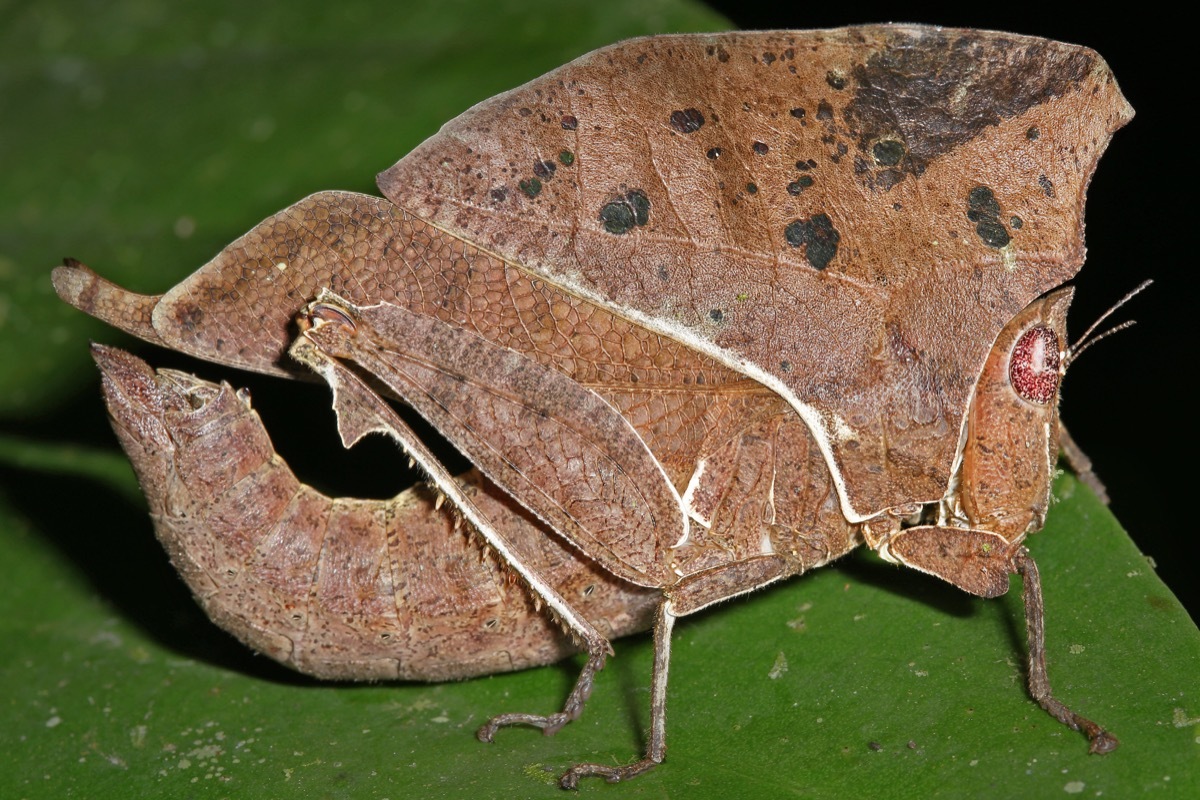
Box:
1009;326;1061;404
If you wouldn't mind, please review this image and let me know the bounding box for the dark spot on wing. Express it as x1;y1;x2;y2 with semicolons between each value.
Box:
966;186;1011;248
669;108;705;134
784;213;840;270
600;189;651;235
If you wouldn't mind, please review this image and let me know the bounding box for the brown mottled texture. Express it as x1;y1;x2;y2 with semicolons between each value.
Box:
53;26;1132;523
55;26;1131;785
299;299;689;588
93;345;659;680
379;25;1131;516
296;294;861;591
886;526;1013;598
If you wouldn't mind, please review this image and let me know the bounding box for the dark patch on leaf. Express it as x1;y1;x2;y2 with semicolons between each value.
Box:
784;213;840;270
872;139;905;167
1039;174;1056;198
178;304;204;332
558;150;575;166
706;44;731;63
533;160;556;179
600;201;635;234
518;178;542;198
600;189;651;235
669;108;705;134
787;176;815;195
873;170;904;191
826;70;848;90
1011;215;1023;229
816;101;834;121
795;159;817;171
707;147;722;159
974;221;1012;250
753;141;769;155
790;107;806;119
1026;126;1040;140
843;29;1096;181
561;114;579;130
966;186;1011;248
490;187;508;203
709;308;724;323
746;183;758;194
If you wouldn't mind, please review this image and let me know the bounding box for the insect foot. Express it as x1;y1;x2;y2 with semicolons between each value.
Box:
556;605;676;788
1013;549;1119;755
882;524;1118;754
475;643;602;741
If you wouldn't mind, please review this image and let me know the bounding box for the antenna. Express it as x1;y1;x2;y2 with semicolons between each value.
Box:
1066;280;1153;365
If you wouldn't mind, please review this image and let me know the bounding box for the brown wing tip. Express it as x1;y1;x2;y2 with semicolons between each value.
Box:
89;341;148;377
53;259;165;346
89;344;174;453
90;344;159;405
51;259;97;307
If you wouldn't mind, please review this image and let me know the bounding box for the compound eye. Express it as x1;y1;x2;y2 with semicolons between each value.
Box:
1009;326;1062;404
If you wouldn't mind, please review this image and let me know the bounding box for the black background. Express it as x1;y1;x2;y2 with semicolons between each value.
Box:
706;2;1197;616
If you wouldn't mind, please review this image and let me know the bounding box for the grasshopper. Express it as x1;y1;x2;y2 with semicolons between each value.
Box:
54;26;1131;786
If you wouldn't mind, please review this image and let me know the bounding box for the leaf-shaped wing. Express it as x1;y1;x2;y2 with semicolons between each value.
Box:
378;25;1133;518
298;297;687;586
53;189;788;516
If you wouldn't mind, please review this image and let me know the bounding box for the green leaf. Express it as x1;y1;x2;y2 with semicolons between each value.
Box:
3;3;1198;799
4;464;1198;798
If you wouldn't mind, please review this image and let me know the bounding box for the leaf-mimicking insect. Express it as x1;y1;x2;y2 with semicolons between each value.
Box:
54;25;1133;787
